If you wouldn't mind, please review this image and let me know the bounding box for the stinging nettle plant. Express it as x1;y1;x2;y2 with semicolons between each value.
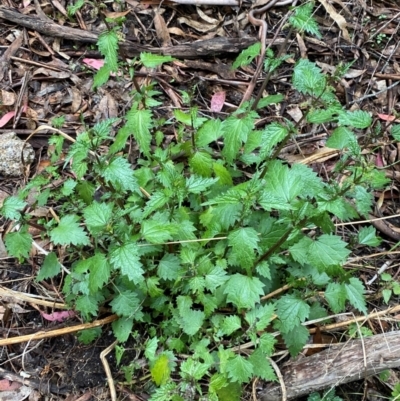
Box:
1;3;392;400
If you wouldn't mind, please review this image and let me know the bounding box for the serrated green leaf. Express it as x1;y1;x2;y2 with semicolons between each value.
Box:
151;354;171;386
289;236;313;265
222;112;256;163
179;309;205;336
189;151;213;177
232;42;261;69
77;327;102;344
83;202;113;235
281;324;310;356
143;191;170;219
338;110;372;129
325;282;346;313
110;242;144;284
126;107;152;156
141;220;177;243
226;354;253;383
5;229;32;260
140;52;175;68
180;359;210;381
112;317;134;342
289;3;321;38
157;253;181;281
195;119;222;147
352;185;373;216
215;381;241;401
227;227;259;270
220;315;242;336
110;290;141;317
93;63;112;90
345;277;367;314
212;162;233;186
50;214;90;246
36;252;62;281
88;253;111;292
276;294;310;333
205;265;228;291
97;30;119;71
249;349;277;381
101;156;138;192
308;234;350;271
260;123;288;159
326;126;356;149
185;175;218;194
358;226;381;246
391;124;400;141
258;333;276;355
256;94;284;109
307;109;334;124
224;274;264;309
145;337;159;360
1;196;27;220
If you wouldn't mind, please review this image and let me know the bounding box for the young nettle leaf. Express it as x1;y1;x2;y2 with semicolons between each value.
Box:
391;124;400;141
110;290;142;317
226;354;253;384
112;317;134;342
263;160;303;205
220;315;242;336
83;202;114;235
227;227;259;270
93;64;112;90
180;359;211;381
245;303;275;332
195;118;222;147
1;196;26;220
126;107;152;157
289;3;322;38
4;229;32;260
256;94;284;109
50;214;90;246
36;252;62;281
248;349;277;381
185;175;218;194
338;110;372;129
351;185;373;216
97;30;119;72
224;274;264;310
141;219;177;243
157;253;182;281
281;324;310;356
100;156;138;192
145;337;159;361
110;242;144;284
344;277;367;314
87;253;111;293
276;294;310;333
151;354;171;386
307;109;334;124
204;265;229;291
221;111;257;163
259;123;288;159
358;226;381;247
232;42;261;70
140;52;175;68
325;282;347;314
174;109;207;129
326;126;356;149
308;234;350;271
189;151;214;177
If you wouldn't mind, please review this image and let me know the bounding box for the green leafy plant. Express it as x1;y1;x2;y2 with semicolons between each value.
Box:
1;56;387;399
380;273;400;304
0;3;390;399
307;388;343;401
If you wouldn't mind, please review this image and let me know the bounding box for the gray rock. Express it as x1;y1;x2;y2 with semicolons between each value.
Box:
0;132;35;177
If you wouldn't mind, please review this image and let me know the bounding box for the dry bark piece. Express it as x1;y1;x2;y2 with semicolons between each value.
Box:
259;331;400;401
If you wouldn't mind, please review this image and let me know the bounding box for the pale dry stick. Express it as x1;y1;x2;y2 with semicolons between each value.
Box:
0;314;118;346
346;250;400;264
0;285;67;309
335;212;400;226
268;357;287;401
100;340;119;401
366;260;392;285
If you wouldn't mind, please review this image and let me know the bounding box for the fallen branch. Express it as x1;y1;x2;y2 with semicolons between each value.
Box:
259;331;400;400
0;6;258;58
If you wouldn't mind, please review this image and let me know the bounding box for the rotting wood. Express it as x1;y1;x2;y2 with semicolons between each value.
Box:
258;330;400;401
0;6;259;58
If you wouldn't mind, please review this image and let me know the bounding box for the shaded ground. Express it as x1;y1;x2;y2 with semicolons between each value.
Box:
0;0;400;400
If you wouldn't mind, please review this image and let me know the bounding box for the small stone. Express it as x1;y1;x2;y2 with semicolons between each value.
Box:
0;132;35;177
